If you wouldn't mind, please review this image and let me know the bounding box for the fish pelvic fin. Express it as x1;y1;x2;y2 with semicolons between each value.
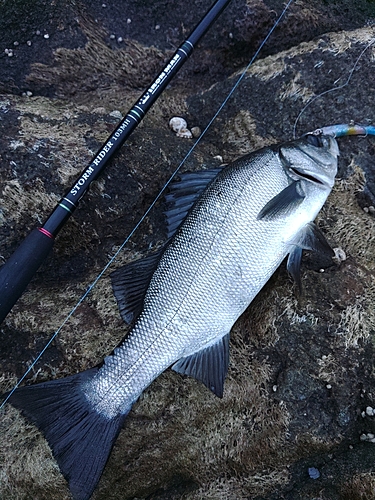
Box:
288;222;334;256
172;333;230;398
287;246;303;293
287;222;334;292
6;369;129;500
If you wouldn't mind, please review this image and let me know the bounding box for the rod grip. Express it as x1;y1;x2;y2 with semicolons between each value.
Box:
0;228;54;324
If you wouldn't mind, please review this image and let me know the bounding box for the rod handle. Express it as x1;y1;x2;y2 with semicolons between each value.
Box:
0;228;54;324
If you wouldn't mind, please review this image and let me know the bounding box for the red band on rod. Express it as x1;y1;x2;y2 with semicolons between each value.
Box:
38;228;55;239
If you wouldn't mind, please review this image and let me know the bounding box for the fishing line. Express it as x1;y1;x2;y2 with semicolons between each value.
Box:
293;34;375;139
1;0;293;409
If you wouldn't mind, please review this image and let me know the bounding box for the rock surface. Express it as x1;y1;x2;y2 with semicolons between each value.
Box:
1;0;375;499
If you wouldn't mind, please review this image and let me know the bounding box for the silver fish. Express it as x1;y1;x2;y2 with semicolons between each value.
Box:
7;134;339;500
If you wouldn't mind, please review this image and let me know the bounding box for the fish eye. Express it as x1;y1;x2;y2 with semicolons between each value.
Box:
305;134;323;147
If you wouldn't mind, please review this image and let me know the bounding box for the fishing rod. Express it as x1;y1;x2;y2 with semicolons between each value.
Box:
0;0;232;324
1;0;294;410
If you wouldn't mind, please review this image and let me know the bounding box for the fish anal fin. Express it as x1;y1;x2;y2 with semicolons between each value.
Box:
172;333;230;398
165;167;224;238
111;249;163;325
7;369;130;500
257;181;304;220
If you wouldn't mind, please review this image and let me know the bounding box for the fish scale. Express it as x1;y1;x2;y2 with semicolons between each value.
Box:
7;133;339;500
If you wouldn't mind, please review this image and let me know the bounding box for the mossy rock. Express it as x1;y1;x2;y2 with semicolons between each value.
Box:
1;1;375;499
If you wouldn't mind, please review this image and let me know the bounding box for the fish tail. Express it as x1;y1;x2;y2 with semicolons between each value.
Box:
6;368;129;500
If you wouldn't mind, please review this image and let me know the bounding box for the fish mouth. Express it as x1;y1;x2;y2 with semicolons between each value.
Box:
288;166;325;185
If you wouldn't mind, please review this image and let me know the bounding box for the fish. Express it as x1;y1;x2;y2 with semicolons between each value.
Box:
6;133;339;500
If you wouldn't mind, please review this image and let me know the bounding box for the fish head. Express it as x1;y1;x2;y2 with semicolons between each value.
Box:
278;134;339;189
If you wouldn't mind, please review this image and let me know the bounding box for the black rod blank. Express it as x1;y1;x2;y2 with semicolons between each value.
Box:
0;0;232;324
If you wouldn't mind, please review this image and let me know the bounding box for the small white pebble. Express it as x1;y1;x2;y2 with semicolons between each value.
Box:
26;91;33;97
169;119;186;133
369;206;375;214
366;406;374;417
367;433;374;439
191;126;201;138
229;32;233;39
349;444;353;449
362;411;366;418
213;155;224;162
127;18;132;24
102;3;107;7
272;385;277;392
36;30;41;35
44;33;49;39
326;384;332;389
360;433;368;441
333;247;346;263
364;206;369;213
109;110;123;119
27;40;32;46
177;129;193;139
319;268;325;273
155;24;160;30
13;41;19;46
7;50;13;57
117;37;123;43
110;34;115;40
169;117;192;138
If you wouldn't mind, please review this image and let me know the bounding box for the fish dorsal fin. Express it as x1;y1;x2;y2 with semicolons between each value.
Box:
110;249;163;324
287;222;334;291
257;181;305;220
165;167;224;238
172;333;230;398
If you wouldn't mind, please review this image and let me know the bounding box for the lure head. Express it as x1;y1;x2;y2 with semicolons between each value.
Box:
278;134;339;189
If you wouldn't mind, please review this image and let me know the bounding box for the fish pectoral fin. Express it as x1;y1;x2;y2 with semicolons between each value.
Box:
164;167;224;238
111;249;164;324
287;246;303;292
288;222;334;256
172;333;230;398
257;181;305;220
